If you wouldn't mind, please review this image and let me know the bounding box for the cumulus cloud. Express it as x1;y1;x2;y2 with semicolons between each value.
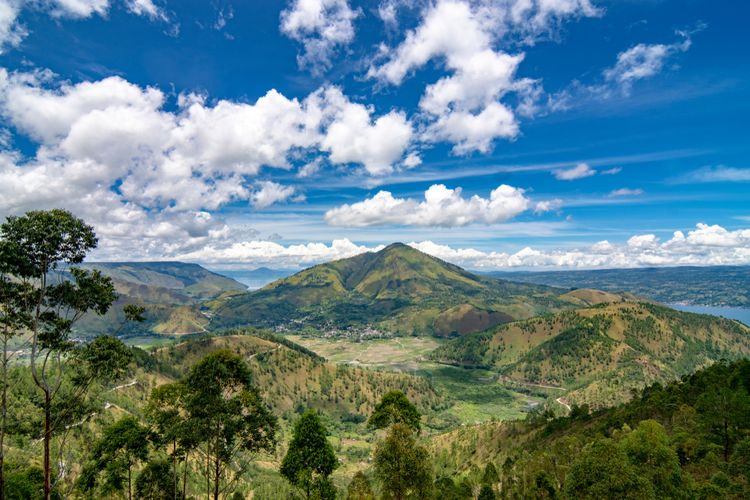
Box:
251;181;297;209
314;87;413;175
609;188;643;197
0;68;417;260
0;70;414;212
368;0;599;154
324;183;530;227
553;162;595;180
600;167;622;175
280;0;360;73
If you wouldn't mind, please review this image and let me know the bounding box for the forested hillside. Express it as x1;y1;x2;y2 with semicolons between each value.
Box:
430;302;750;407
430;359;750;499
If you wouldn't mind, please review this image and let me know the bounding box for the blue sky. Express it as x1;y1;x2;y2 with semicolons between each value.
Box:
0;0;748;270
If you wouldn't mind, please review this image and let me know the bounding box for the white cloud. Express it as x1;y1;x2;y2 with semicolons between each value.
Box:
0;0;26;53
402;152;422;168
553;162;595;180
367;0;600;154
324;183;530;227
600;167;621;175
251;181;297;209
534;198;563;214
604;30;693;90
280;0;360;73
126;0;166;21
314;86;413;175
408;223;750;269
678;166;750;183
609;188;643;197
0;70;414;217
175;238;384;267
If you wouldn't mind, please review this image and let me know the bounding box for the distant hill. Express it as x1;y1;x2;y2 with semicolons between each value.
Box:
210;243;578;336
485;265;750;307
69;262;246;336
429;301;750;407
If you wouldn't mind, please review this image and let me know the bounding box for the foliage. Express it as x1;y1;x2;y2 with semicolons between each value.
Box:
280;410;338;499
368;390;422;432
346;471;375;500
373;423;432;500
182;349;277;500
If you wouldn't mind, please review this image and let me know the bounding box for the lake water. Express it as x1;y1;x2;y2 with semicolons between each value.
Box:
669;304;750;326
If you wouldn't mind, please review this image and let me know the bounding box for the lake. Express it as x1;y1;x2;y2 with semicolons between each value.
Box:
669;304;750;327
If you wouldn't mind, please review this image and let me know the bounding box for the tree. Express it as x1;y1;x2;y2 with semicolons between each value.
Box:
482;462;499;489
619;420;682;496
280;410;338;499
145;382;194;500
182;350;277;500
477;484;496;500
0;209;119;499
0;242;33;499
134;458;175;500
83;416;152;500
697;386;750;461
373;423;432;500
346;471;375;500
368;391;421;432
564;438;654;499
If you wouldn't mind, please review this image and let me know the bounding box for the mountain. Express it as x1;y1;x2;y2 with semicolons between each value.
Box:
485;265;750;308
429;301;750;407
70;262;246;336
210;243;578;336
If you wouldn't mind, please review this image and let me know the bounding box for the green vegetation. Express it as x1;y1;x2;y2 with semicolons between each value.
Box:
281;410;338;499
430;301;750;407
211;243;576;336
3;209;750;499
430;358;750;499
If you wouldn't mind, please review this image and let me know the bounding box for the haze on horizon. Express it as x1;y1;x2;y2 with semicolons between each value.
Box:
0;0;747;271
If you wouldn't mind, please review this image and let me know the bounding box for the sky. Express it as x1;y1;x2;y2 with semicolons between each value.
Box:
0;0;748;271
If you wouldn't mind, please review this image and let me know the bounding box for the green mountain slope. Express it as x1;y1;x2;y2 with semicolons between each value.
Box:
429;301;750;407
69;262;246;336
210;243;576;336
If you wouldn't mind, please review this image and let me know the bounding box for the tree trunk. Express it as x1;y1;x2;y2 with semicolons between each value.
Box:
213;450;220;500
206;449;210;500
0;335;8;500
173;440;177;500
43;390;51;500
182;453;189;500
128;462;132;500
724;419;730;462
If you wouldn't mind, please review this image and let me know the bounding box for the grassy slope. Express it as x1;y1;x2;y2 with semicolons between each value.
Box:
211;243;574;336
430;301;750;407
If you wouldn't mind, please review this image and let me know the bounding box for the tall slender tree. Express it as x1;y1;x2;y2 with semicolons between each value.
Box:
0;209;120;499
182;350;277;500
